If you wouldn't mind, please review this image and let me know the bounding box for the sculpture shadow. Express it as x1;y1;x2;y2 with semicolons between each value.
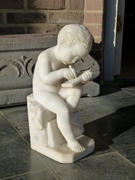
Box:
83;105;135;153
98;81;135;97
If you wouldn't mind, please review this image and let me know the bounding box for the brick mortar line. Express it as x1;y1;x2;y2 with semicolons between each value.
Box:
84;10;103;13
0;9;83;13
84;23;102;26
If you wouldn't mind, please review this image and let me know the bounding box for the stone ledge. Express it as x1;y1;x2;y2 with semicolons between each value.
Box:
0;34;57;51
0;88;32;107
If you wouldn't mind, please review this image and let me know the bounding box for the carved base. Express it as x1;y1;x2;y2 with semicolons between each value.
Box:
31;135;95;163
27;94;94;163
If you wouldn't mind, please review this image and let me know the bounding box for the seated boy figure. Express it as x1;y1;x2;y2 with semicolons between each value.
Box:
33;24;93;152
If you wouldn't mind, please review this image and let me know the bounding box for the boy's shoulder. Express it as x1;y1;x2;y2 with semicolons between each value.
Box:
39;47;54;58
38;47;55;64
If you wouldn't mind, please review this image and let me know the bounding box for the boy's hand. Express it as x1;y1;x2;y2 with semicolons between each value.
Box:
81;69;93;83
63;65;77;80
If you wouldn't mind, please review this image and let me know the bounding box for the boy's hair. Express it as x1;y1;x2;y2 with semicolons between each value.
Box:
57;24;93;50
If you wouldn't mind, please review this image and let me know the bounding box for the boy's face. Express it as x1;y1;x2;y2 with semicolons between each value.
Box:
61;43;90;65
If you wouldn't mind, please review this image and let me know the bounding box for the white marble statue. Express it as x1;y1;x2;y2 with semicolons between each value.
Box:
27;24;99;163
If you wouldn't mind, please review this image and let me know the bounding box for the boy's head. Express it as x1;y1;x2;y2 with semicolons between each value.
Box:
57;24;93;51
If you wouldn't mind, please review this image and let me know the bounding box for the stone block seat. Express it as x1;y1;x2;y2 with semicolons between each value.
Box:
27;93;95;163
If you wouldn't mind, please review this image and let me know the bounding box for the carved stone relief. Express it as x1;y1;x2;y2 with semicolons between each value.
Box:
0;56;36;90
0;34;57;107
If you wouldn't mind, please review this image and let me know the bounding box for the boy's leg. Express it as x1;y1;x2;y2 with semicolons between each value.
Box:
34;90;84;152
59;84;82;113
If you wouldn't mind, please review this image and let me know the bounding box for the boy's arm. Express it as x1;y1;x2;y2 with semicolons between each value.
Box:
38;57;76;85
38;58;64;85
61;70;93;87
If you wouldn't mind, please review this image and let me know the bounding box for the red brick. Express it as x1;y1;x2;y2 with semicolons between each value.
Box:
0;27;24;35
7;13;47;24
0;0;23;9
49;12;84;24
84;13;103;24
27;24;64;34
28;0;65;10
86;25;102;37
85;0;104;10
0;13;3;24
94;37;102;43
69;0;84;10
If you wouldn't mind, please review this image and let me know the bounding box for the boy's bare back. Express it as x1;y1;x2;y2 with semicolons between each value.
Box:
33;47;66;94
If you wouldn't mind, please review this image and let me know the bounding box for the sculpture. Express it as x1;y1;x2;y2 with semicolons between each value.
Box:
27;24;100;163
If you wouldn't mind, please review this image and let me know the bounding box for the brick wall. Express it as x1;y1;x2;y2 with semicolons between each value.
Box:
0;0;104;83
0;0;84;35
84;0;104;43
0;0;104;44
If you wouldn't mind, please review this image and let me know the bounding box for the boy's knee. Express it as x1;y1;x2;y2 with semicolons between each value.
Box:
71;85;82;98
57;103;70;116
63;106;70;115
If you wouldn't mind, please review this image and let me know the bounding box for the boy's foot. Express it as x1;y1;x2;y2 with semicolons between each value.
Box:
67;140;85;152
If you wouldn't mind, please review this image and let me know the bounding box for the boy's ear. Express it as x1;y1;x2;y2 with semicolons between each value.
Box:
60;40;66;45
60;39;71;47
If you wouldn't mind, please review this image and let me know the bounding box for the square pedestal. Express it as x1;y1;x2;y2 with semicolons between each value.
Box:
31;135;95;163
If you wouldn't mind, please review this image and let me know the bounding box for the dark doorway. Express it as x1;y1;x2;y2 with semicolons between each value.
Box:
120;0;135;79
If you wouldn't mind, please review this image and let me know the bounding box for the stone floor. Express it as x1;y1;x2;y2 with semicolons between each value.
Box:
1;82;135;180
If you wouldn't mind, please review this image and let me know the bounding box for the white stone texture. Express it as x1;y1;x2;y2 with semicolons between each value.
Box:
27;25;99;163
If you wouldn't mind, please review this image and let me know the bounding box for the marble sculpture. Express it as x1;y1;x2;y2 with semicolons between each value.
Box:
27;24;100;163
